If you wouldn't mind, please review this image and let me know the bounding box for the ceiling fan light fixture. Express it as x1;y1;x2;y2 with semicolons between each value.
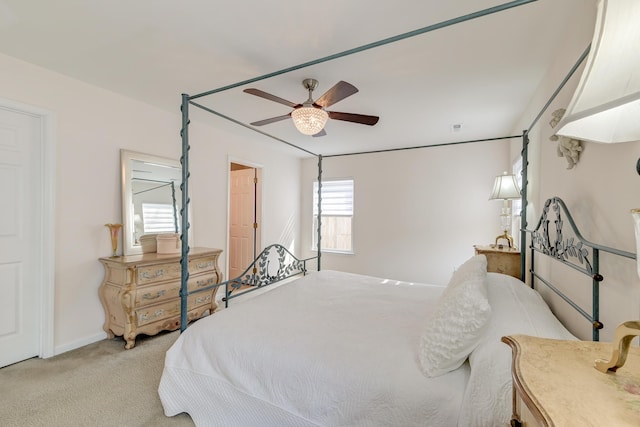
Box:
291;106;328;135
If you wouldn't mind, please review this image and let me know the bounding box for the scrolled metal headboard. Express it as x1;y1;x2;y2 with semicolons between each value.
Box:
222;244;318;307
526;197;635;341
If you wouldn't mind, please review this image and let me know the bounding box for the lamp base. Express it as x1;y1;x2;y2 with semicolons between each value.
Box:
494;232;515;249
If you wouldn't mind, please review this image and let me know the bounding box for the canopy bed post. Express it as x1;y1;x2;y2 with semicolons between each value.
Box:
179;93;191;332
520;130;529;282
592;248;601;341
317;154;322;270
521;45;591;287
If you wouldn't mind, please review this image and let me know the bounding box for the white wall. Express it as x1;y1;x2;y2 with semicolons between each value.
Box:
511;4;640;341
4;0;633;352
301;141;511;286
0;52;301;354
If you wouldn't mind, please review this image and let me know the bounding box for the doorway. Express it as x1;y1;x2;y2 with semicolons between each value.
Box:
0;99;55;367
228;161;262;281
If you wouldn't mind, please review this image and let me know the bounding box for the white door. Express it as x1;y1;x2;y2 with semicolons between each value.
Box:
229;166;261;280
0;107;42;367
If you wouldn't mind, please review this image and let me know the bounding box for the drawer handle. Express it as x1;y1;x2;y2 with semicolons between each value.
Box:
139;309;164;322
197;278;215;287
141;269;165;280
142;290;166;300
196;261;213;270
195;295;211;304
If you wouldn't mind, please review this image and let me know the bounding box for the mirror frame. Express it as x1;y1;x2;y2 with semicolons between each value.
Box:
120;149;190;256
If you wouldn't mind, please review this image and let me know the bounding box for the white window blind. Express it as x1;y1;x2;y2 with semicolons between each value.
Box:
142;203;178;233
313;180;353;216
312;179;354;253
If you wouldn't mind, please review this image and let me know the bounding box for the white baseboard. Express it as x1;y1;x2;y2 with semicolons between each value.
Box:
52;332;108;357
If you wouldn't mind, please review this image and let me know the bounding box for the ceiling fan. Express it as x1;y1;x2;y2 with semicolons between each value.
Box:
243;79;379;137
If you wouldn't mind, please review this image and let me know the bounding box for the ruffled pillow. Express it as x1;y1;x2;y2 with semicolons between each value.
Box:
419;255;491;377
442;254;487;296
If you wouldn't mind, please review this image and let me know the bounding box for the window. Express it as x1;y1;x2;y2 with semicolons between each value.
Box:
142;203;178;234
312;179;354;253
512;157;523;247
512;157;523;218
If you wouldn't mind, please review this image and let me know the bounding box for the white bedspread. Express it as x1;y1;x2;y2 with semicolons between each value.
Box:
159;270;470;426
159;270;576;426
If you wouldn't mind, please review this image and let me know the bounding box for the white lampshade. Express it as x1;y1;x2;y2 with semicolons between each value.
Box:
489;173;521;200
554;0;640;144
291;107;329;136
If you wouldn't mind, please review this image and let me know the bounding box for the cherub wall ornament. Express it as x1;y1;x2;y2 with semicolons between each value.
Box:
549;108;582;169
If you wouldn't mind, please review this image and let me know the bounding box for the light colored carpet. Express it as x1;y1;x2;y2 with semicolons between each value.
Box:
0;330;193;427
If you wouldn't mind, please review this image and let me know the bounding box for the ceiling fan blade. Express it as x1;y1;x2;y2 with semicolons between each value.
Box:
314;81;358;108
312;129;326;137
243;88;300;108
328;111;379;126
250;114;291;126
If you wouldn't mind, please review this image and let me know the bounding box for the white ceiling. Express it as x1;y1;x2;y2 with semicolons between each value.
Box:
0;0;596;157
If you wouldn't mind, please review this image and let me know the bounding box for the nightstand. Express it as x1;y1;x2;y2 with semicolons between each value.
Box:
474;244;520;279
502;334;640;427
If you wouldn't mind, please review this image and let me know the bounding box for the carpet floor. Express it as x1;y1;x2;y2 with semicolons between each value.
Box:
0;330;194;427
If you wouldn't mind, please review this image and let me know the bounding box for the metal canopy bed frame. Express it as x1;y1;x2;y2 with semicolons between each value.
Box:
175;0;636;341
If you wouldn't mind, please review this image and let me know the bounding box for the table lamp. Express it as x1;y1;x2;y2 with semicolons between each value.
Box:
489;172;521;248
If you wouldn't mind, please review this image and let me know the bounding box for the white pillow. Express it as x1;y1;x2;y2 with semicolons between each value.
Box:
419;257;491;377
443;254;487;296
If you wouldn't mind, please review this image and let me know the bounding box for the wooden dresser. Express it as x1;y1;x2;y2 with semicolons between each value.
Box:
99;247;223;349
474;244;521;279
502;334;640;426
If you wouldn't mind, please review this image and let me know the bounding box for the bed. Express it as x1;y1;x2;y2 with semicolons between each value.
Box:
159;261;576;426
159;2;637;425
158;194;635;425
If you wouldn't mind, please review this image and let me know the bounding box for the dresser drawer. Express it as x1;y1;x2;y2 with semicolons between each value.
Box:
135;292;214;326
135;256;219;285
189;256;218;274
135;282;179;306
190;291;214;308
134;272;219;306
136;262;181;284
136;257;217;285
136;300;180;326
192;273;219;290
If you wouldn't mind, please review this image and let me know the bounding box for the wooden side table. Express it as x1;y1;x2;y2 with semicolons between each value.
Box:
502;334;640;427
474;244;521;279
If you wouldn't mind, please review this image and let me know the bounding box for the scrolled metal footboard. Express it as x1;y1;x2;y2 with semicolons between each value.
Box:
222;244;318;307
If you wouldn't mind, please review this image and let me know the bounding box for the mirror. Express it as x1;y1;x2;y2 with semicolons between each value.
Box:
120;150;190;255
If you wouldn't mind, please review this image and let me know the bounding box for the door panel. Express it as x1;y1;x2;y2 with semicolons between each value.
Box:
0;107;41;367
229;167;259;280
